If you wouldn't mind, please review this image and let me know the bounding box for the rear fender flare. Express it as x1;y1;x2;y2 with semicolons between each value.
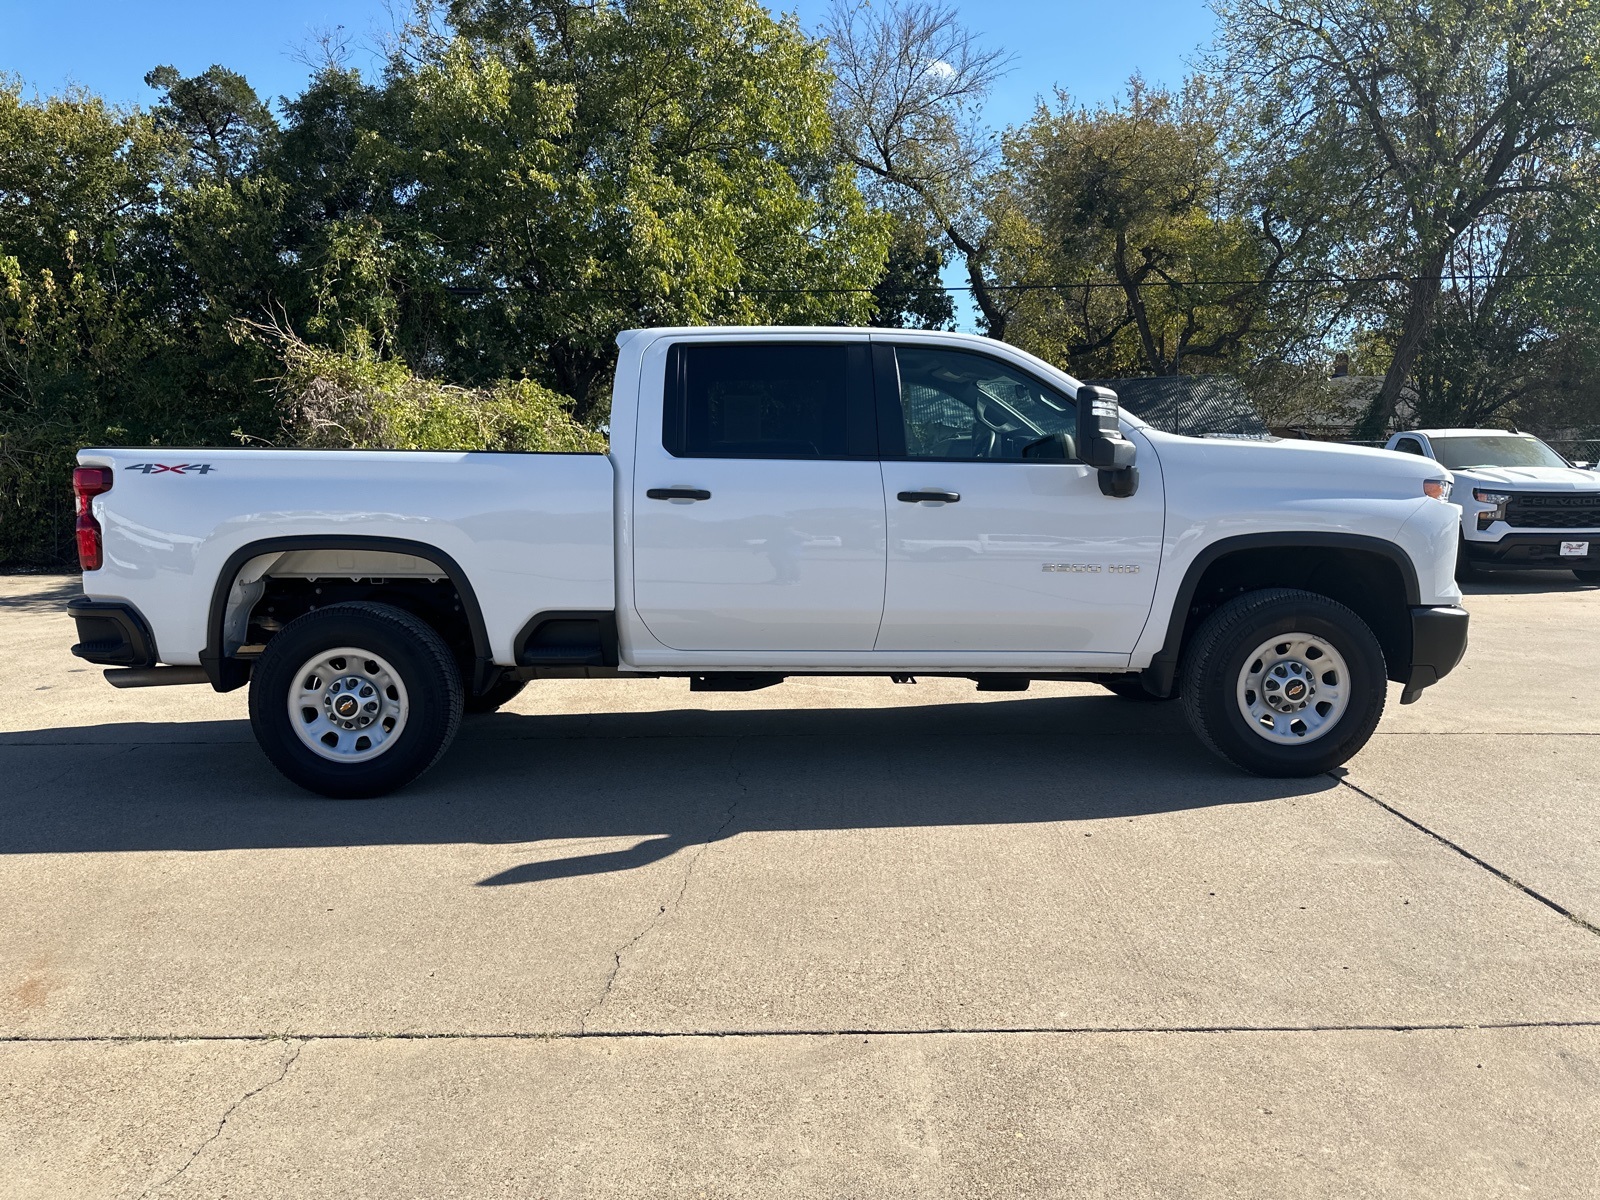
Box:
201;536;490;692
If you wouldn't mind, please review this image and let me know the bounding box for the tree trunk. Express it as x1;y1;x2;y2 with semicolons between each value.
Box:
1354;255;1447;439
1113;232;1165;375
961;248;1007;342
552;347;606;428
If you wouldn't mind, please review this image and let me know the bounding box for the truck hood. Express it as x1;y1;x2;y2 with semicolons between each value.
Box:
1142;431;1445;497
1446;465;1600;491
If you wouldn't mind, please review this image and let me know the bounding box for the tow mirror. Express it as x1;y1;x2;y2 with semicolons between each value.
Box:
1075;385;1138;498
1022;431;1075;461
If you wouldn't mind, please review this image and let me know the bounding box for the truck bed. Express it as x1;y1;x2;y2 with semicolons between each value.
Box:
75;448;616;665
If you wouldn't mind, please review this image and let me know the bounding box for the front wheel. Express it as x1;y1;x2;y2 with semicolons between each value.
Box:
248;602;464;798
1180;589;1387;778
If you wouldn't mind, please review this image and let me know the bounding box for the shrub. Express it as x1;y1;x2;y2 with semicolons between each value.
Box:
272;332;607;454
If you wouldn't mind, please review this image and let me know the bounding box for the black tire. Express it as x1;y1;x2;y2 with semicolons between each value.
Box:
465;674;527;714
248;602;464;798
1179;588;1387;778
1100;676;1175;702
1574;568;1600;584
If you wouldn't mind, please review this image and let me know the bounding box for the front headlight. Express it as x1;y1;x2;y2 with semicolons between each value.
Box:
1423;478;1452;501
1473;489;1511;528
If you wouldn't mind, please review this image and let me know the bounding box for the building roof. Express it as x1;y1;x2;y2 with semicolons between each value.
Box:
1406;428;1526;439
1086;376;1269;438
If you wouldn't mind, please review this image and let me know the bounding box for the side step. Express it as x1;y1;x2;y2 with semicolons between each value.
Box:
972;675;1031;692
105;666;211;688
690;674;786;693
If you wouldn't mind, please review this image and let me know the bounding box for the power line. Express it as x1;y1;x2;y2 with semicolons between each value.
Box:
445;269;1600;298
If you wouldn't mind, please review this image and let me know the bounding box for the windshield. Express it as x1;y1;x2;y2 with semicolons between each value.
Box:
1429;435;1569;470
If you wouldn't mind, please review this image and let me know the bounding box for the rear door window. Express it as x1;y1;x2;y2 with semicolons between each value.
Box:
664;342;875;459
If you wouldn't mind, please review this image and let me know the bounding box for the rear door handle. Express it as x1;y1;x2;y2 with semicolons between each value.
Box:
647;488;711;501
897;489;961;503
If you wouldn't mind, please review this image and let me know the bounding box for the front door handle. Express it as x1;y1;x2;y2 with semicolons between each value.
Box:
897;489;961;503
647;488;711;501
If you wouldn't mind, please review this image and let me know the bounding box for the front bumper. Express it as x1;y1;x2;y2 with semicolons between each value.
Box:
1401;604;1469;703
67;597;157;667
1463;532;1600;570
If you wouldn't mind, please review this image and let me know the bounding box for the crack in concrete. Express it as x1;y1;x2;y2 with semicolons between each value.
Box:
1333;773;1600;937
7;1020;1600;1047
136;1038;303;1199
576;738;748;1034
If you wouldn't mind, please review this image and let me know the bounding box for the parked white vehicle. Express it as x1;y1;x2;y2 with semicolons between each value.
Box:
69;328;1469;796
1384;428;1600;582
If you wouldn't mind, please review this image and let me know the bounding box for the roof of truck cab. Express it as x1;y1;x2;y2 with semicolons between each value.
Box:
613;326;1134;416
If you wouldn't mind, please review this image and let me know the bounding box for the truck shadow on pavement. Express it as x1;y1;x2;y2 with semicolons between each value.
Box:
0;694;1338;880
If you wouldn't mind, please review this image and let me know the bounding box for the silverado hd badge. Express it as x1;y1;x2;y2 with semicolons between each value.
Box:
1042;562;1140;573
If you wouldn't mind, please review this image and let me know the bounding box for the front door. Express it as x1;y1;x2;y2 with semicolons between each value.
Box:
631;339;887;653
875;343;1164;653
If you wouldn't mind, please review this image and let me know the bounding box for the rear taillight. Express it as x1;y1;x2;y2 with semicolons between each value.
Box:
73;466;113;571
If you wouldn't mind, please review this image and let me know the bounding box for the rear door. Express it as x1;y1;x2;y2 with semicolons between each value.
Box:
631;338;887;652
874;342;1164;653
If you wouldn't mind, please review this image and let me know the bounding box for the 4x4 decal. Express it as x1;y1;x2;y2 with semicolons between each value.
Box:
125;463;215;475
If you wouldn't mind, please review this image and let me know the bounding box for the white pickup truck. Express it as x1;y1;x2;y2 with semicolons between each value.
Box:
68;328;1469;797
1384;427;1600;582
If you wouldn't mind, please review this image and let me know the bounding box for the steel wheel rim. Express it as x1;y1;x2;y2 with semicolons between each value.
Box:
1235;632;1350;745
288;646;409;764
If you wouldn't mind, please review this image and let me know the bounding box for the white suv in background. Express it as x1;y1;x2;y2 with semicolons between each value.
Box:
1387;428;1600;582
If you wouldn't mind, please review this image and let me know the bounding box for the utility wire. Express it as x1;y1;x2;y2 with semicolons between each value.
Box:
445;269;1600;298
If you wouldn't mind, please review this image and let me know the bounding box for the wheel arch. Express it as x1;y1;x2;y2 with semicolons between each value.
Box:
201;536;491;692
1144;532;1420;697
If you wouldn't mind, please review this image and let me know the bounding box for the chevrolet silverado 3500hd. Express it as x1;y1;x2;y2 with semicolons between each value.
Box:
67;328;1469;797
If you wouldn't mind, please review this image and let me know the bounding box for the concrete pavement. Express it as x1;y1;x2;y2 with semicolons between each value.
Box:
3;571;1598;1197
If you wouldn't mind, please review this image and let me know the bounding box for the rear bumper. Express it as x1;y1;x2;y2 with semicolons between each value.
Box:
1463;532;1600;569
1401;604;1468;703
67;597;157;667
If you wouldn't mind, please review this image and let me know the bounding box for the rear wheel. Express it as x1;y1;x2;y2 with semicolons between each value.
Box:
248;602;463;798
1180;589;1387;778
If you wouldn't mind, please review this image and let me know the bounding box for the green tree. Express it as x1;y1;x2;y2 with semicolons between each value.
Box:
309;0;887;422
0;81;187;564
1215;0;1600;435
1408;194;1600;429
870;213;955;329
994;79;1287;377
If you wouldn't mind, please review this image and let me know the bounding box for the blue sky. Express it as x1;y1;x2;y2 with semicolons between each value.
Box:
2;0;1218;127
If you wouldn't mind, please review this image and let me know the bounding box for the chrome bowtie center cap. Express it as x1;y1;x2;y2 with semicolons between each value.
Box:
323;675;378;728
1260;659;1312;713
1263;661;1316;712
